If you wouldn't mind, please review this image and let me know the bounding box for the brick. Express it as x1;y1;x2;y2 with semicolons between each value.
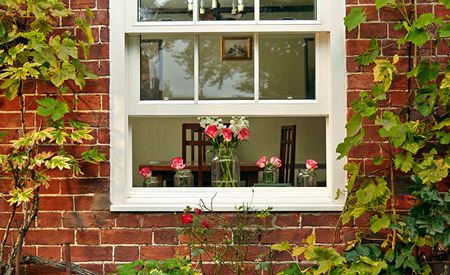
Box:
60;178;109;194
154;229;178;244
71;0;96;9
36;212;62;228
26;229;74;245
275;213;300;227
360;23;388;39
140;246;188;260
74;195;110;211
114;246;139;262
62;211;116;228
302;213;341;227
37;246;61;261
116;214;142;228
68;246;113;261
348;143;381;158
347;73;373;90
76;229;100;245
101;229;152;244
261;229;312;244
76;94;102;110
142;214;179;227
315;228;340;243
40;196;73;211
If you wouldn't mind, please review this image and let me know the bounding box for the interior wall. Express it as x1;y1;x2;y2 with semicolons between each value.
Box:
131;117;326;186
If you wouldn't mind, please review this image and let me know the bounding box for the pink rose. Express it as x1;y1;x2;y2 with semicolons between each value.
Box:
256;156;268;168
306;159;318;171
221;127;233;142
237;128;251;141
205;125;219;139
170;157;186;170
270;157;282;168
139;166;152;179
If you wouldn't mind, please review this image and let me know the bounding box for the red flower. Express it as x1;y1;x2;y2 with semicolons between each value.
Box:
201;219;210;229
256;156;268;168
194;208;203;215
181;213;194;225
139;166;152;179
221;127;233;142
306;159;318;171
170;157;186;170
237;128;251;141
270;156;282;168
205;125;219;139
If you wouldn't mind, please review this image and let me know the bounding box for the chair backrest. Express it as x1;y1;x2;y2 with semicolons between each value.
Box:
182;123;211;186
279;125;296;184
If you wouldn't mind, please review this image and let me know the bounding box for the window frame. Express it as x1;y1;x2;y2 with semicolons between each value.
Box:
109;0;347;212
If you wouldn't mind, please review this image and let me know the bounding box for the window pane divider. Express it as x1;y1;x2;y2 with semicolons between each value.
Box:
194;35;199;103
254;33;259;102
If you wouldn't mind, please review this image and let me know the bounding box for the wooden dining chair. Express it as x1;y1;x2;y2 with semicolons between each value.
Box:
279;125;296;184
182;123;211;186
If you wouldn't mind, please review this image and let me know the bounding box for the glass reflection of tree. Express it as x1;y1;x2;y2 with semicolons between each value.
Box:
174;37;253;99
139;0;190;21
259;37;315;99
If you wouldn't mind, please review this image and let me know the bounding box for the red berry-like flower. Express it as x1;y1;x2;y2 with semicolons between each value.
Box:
181;213;194;225
201;219;210;229
194;208;203;215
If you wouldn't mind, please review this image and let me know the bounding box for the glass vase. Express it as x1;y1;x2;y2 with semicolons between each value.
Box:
262;167;279;183
296;169;317;187
174;169;194;187
211;148;240;187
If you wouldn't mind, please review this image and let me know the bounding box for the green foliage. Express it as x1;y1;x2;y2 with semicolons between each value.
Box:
344;8;366;32
355;39;380;66
0;1;104;273
114;257;200;275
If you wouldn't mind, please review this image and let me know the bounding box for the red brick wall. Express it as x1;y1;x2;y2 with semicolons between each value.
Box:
0;0;445;274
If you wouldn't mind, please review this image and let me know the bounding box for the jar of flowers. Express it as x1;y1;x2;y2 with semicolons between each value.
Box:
171;157;194;187
297;159;318;187
256;156;282;183
198;116;251;187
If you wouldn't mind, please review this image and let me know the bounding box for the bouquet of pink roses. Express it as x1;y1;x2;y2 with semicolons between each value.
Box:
198;116;250;187
198;116;251;150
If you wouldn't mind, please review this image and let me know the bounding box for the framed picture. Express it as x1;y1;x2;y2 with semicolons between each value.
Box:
221;36;252;61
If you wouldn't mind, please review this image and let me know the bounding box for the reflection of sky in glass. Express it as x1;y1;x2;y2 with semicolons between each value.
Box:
162;40;194;98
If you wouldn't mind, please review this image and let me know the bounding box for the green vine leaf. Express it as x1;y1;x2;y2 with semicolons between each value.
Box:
46;155;71;170
81;148;106;164
356;39;380;66
439;0;450;8
406;28;431;47
271;240;291;251
37;97;69;120
394;153;414;173
370;214;391;233
344;8;367;32
373;57;397;91
375;0;396;9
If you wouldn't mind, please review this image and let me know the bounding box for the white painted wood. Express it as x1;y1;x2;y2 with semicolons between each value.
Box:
110;0;347;212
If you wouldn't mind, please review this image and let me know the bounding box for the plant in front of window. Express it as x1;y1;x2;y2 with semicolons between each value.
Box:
256;156;282;184
178;203;273;275
198;116;251;187
171;157;194;187
0;1;105;274
335;1;450;273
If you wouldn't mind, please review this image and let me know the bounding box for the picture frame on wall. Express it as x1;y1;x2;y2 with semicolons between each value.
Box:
221;36;252;61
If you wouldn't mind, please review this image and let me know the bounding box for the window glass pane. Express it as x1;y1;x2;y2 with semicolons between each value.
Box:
138;0;192;21
140;36;194;100
199;34;254;100
260;0;316;20
259;34;315;100
199;0;254;21
131;116;326;187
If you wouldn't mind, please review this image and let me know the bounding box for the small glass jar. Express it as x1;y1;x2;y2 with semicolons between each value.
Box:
262;167;279;183
296;169;317;187
174;169;194;187
144;176;160;187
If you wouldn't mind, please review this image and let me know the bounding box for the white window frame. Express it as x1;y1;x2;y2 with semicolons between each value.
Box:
109;0;347;212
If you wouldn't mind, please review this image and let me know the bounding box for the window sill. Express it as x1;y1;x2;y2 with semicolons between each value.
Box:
110;187;344;212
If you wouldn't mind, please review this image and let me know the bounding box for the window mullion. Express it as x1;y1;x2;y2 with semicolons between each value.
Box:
193;0;198;22
254;33;259;102
194;34;199;103
255;0;260;21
